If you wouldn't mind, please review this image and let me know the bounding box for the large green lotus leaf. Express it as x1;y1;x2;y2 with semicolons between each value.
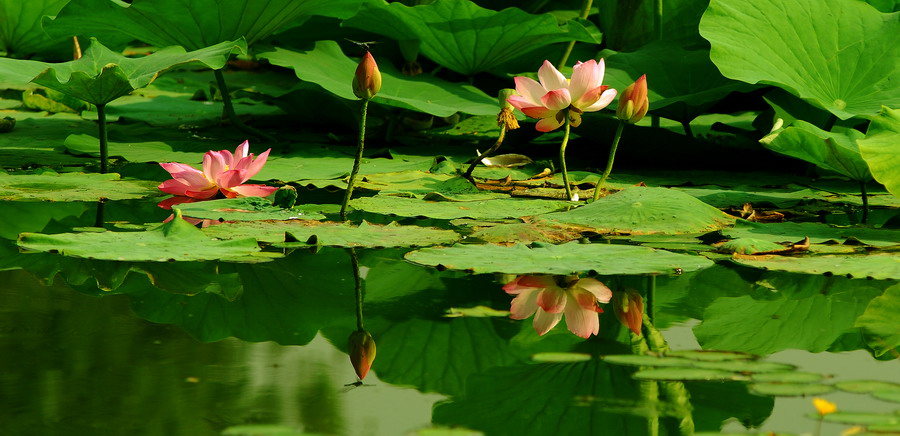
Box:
723;220;900;247
351;196;574;220
673;186;829;209
45;0;364;50
694;285;884;354
258;42;497;117
17;213;265;262
405;241;713;275
343;0;599;76
700;0;900;119
602;42;759;122
171;197;329;222
855;283;900;357
0;172;156;201
0;57;56;89
64;134;202;164
354;172;506;201
123;249;356;345
0;0;69;58
760;121;871;182
32;38;247;106
731;253;900;281
280;221;460;248
859;107;900;197
535;187;735;235
258;147;439;182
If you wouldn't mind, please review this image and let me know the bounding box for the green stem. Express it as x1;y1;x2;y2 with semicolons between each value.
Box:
654;0;664;40
648;275;656;325
558;0;594;67
559;114;574;200
94;199;106;228
593;120;625;201
682;120;693;138
340;99;369;220
349;247;364;331
97;103;108;174
860;180;869;224
464;125;506;181
651;115;660;128
214;69;276;143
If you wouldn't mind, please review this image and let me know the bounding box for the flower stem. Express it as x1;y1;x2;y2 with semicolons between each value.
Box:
341;99;369;220
97;103;108;173
860;180;869;224
559;114;574;200
558;0;594;67
593;120;625;201
349;247;365;331
654;0;664;40
464;124;506;182
213;69;276;143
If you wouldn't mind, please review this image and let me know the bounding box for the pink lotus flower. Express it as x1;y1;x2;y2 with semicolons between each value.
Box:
507;60;617;132
503;275;613;338
158;140;276;199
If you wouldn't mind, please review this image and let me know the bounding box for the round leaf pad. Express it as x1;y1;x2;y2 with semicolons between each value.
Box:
404;241;714;275
535;187;734;235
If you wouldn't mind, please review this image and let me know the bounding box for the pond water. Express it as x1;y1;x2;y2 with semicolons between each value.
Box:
2;196;898;436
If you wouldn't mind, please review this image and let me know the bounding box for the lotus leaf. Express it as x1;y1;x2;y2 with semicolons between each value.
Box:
0;172;155;201
405;241;713;275
701;0;900;119
855;283;900;357
859;106;900;197
0;0;69;58
351;196;574;221
731;253;900;280
760;121;871;182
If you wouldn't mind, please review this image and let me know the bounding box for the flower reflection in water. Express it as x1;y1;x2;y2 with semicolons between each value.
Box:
503;274;612;338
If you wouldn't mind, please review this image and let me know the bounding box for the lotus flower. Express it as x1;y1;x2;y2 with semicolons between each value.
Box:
507;59;617;132
503;275;613;338
348;330;376;380
158;140;276;199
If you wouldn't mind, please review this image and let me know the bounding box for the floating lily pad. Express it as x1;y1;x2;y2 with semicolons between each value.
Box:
822;412;900;426
691;361;795;374
259;148;439;183
535;187;735;235
603;355;697;368
730;253;900;280
467;223;585;245
834;380;900;394
351;196;574;221
17;212;265;262
172;197;329;222
278;221;460;248
673;186;826;209
64;134;203;163
717;238;788;255
751;372;825;383
873;391;900;403
0;172;156;201
405;241;713;275
749;383;834;397
531;353;593;363
701;0;900;119
632;368;747;382
356;172;506;201
723;220;900;247
666;350;757;362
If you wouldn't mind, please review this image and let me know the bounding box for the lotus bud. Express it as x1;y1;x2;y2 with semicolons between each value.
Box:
497;89;520;130
272;185;297;209
616;74;649;124
613;287;644;336
348;330;376;380
352;52;382;100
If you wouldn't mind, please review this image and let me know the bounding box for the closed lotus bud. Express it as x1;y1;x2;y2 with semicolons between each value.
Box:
613;288;644;336
497;89;520;130
348;330;376;380
616;74;648;124
352;52;382;100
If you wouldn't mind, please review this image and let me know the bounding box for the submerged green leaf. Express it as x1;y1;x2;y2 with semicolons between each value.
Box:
701;0;900;119
405;241;713;275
